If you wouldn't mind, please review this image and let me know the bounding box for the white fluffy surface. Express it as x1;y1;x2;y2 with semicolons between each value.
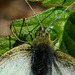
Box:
52;59;75;75
0;53;75;75
0;53;32;75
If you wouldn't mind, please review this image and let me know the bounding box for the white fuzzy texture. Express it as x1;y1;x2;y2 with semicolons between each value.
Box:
0;53;75;75
52;59;75;75
0;53;32;75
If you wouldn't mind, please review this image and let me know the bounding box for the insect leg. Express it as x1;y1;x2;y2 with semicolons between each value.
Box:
25;18;33;41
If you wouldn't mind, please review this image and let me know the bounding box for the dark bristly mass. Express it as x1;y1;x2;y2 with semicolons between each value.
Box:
31;26;54;75
31;44;54;75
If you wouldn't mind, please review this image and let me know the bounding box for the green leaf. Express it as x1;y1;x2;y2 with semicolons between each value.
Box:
60;12;75;57
42;0;75;6
0;7;71;56
71;4;75;13
42;0;64;6
26;7;70;49
28;0;42;1
62;0;75;5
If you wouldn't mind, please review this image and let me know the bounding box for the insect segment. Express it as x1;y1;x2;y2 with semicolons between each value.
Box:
31;26;54;75
32;26;54;48
30;26;75;75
